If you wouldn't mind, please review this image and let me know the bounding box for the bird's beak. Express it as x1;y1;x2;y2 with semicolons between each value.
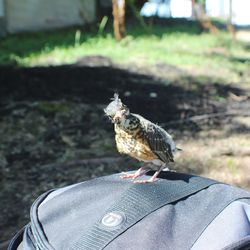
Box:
113;110;124;122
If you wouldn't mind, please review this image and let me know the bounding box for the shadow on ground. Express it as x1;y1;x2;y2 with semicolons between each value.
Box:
0;62;249;243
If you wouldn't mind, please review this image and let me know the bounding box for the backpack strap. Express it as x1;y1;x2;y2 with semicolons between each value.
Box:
70;172;218;250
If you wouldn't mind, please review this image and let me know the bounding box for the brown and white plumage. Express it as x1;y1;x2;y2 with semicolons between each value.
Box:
104;94;179;183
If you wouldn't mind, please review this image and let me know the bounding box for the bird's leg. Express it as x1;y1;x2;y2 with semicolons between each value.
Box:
133;170;160;184
120;167;148;180
134;164;166;184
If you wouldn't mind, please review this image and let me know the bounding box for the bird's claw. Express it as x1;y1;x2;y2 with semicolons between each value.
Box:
120;173;139;179
133;178;157;184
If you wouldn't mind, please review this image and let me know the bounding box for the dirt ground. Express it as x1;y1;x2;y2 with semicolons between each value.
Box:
0;57;250;245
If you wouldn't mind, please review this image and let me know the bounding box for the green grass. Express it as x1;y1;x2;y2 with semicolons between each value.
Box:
1;24;250;81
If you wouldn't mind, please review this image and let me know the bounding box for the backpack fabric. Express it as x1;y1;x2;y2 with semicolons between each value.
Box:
8;171;250;250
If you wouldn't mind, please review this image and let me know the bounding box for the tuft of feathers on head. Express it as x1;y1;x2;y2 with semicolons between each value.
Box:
104;93;123;118
111;93;120;102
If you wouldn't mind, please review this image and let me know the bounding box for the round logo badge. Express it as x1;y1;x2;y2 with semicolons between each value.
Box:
101;211;126;229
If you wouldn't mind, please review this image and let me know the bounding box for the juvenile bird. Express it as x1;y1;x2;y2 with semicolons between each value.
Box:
104;94;179;183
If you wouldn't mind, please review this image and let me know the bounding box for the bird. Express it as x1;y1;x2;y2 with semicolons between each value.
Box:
104;93;180;184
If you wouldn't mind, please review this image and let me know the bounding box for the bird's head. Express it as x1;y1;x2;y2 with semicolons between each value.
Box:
104;93;129;123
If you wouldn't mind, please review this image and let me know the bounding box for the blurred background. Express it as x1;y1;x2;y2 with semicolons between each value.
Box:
0;0;250;247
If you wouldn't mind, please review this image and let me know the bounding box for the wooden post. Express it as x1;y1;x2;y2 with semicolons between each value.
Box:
229;0;233;23
191;0;196;18
119;0;126;39
191;0;219;34
112;0;126;41
227;0;236;40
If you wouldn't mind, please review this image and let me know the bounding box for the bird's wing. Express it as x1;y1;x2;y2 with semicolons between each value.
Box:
134;115;174;163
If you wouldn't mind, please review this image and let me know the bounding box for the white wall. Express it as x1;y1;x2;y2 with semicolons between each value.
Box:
206;0;229;17
6;0;96;33
171;0;192;18
206;0;250;25
232;0;250;26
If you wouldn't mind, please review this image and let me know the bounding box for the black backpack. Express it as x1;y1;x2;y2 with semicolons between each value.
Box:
8;171;250;250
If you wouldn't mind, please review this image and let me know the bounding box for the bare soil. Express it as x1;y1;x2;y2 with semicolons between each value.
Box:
1;58;250;244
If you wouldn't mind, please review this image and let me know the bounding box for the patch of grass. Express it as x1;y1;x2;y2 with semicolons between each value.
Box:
227;158;239;175
36;101;71;115
1;25;250;81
